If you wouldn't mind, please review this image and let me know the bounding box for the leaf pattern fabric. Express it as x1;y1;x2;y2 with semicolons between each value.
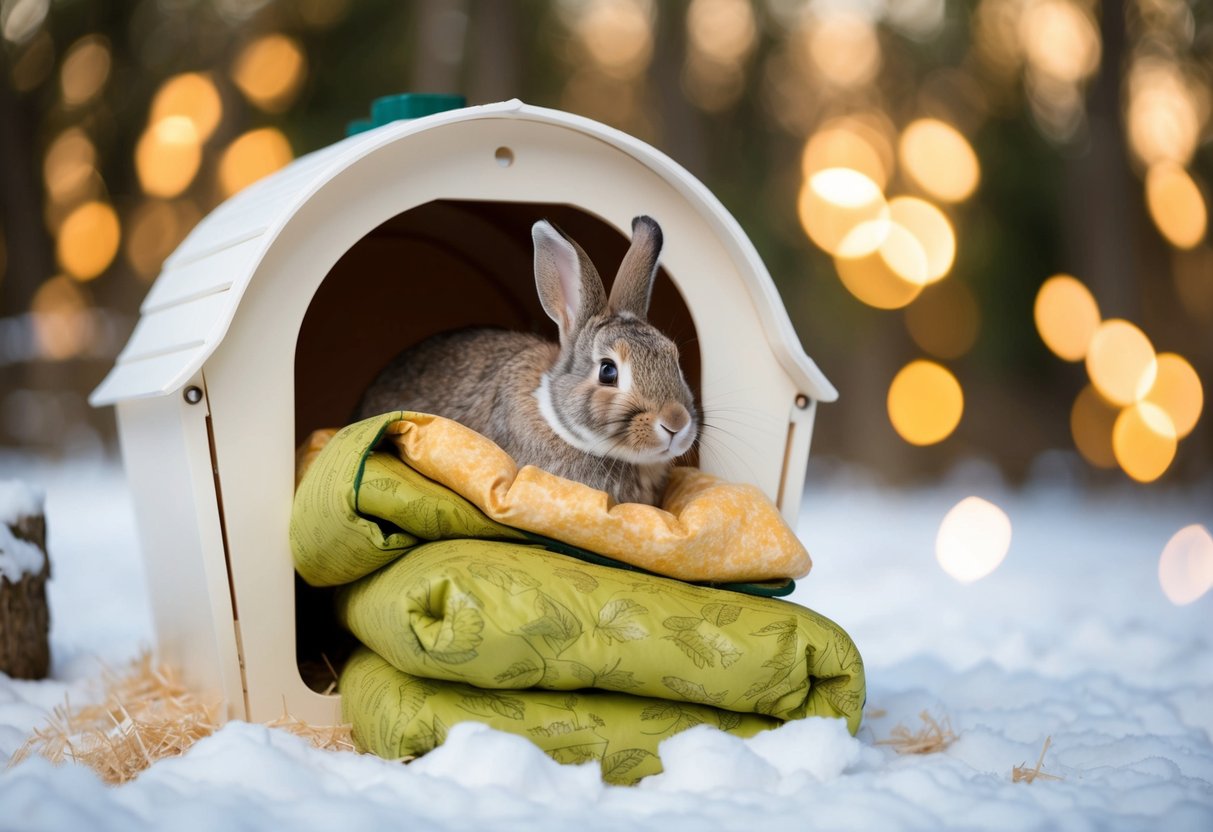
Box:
292;412;866;785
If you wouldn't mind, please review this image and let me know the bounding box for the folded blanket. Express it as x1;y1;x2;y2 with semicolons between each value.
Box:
293;412;811;587
291;413;864;784
341;648;779;784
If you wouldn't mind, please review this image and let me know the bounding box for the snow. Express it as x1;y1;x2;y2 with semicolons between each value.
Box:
1;452;1211;831
0;480;43;526
0;479;46;582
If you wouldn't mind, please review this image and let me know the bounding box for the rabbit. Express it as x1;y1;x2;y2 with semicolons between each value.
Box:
355;215;698;506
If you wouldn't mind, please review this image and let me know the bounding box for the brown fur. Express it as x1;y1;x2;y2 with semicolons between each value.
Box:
355;216;697;506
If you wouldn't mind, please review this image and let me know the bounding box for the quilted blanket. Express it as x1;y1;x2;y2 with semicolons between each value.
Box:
291;413;864;783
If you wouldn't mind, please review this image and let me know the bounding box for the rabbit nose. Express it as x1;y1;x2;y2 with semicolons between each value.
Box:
658;404;690;437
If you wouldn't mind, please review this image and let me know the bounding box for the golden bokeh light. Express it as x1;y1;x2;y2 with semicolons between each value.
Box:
218;128;294;197
887;360;964;445
899;119;980;203
231;33;307;113
1112;401;1177;483
835;225;927;309
1126;58;1201;167
575;0;654;81
974;0;1026;76
136;116;202;198
1145;163;1207;250
888;197;955;283
684;0;754;114
1034;274;1100;362
798;168;889;256
1070;384;1118;469
30;275;92;360
1019;0;1100;84
802;126;887;189
686;0;755;66
936;496;1012;584
43;128;97;205
1158;525;1213;606
1144;353;1203;440
60;34;111;107
125;200;194;278
56;200;120;280
1086;319;1157;406
904;281;980;359
150;73;223;142
10;28;53;91
804;12;881;88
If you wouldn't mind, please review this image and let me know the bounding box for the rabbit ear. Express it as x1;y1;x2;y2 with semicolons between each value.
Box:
609;216;663;318
533;220;606;341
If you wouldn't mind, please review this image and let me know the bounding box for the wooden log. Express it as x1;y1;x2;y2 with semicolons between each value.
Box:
0;483;50;680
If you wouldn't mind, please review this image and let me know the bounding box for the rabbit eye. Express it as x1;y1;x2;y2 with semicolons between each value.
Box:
598;359;619;386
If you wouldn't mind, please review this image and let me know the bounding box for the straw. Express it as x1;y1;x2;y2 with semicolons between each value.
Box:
1012;736;1064;783
10;652;357;783
876;710;957;754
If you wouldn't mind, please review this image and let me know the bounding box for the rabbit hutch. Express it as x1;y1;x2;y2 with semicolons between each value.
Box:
89;98;838;726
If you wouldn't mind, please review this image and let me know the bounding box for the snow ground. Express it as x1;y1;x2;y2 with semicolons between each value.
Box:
0;452;1211;831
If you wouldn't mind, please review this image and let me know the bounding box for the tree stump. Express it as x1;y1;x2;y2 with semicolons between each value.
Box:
0;483;50;680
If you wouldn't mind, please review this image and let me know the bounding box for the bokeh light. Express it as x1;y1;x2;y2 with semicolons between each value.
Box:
1070;384;1118;469
125;200;198;279
150;73;223;142
899;119;980;203
1034;274;1100;362
218;128;294;197
43;128;97;205
888;197;955;283
1144;353;1204;440
1112;402;1177;483
686;0;755;67
936;496;1012;584
574;0;654;81
835;225;927;309
798;168;889;256
887;360;964;445
56;201;120;281
804;12;881;89
1126;58;1202;167
30;275;93;359
1145;163;1207;250
684;0;755;112
60;34;111;107
904;281;980;359
1085;319;1157;406
887;0;946;40
1019;0;1100;84
231;33;307;112
9;27;53;91
2;0;49;44
801;119;891;189
1158;525;1213;606
135;116;202;198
